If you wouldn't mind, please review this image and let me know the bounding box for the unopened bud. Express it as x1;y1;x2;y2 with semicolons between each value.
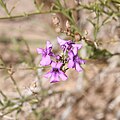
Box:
84;30;88;36
66;29;71;36
52;16;60;26
56;55;61;61
75;32;81;41
66;20;71;28
55;27;62;33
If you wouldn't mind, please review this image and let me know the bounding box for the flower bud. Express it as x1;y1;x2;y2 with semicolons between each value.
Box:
66;29;71;36
66;20;71;28
84;30;88;36
56;55;61;61
74;32;81;41
55;27;62;33
52;16;60;26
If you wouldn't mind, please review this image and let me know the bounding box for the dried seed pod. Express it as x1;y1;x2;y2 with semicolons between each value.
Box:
74;32;81;41
66;20;71;29
66;29;71;36
55;26;62;33
52;16;60;26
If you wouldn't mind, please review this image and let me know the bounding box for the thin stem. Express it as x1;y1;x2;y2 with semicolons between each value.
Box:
0;56;22;98
21;39;44;90
0;10;59;20
0;2;119;20
0;0;10;16
8;73;23;97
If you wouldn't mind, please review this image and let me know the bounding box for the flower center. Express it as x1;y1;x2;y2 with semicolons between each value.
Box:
53;68;59;72
67;42;74;50
73;55;80;63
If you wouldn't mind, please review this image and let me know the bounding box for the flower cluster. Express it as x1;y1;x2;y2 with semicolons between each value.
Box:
37;37;85;83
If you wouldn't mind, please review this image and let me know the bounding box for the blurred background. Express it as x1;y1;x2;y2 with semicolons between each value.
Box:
0;0;120;120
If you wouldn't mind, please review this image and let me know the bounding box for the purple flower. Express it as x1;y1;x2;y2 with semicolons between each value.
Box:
44;61;67;83
56;55;61;61
37;41;54;66
68;48;85;72
57;37;82;52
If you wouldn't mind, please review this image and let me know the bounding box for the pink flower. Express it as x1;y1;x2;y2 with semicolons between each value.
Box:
44;61;67;83
37;41;54;66
57;37;82;52
68;48;85;72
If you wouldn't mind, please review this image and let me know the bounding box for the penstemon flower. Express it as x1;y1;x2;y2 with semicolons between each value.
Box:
57;37;82;52
68;48;85;72
37;41;54;66
37;37;85;83
44;61;67;83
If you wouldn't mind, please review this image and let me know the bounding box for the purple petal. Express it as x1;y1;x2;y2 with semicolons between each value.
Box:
40;55;51;66
57;37;66;46
37;48;43;54
68;51;74;59
68;60;74;68
75;63;82;72
46;48;51;54
56;55;61;60
59;71;67;81
51;61;56;68
56;62;63;68
50;73;60;83
46;41;52;49
44;72;52;78
49;52;55;57
72;48;78;55
67;40;73;44
79;59;86;64
73;44;82;49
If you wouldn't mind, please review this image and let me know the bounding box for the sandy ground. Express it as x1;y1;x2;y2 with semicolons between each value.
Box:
0;0;120;120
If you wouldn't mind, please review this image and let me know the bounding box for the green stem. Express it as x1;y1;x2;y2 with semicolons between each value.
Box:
0;56;22;98
0;0;10;16
0;10;59;20
9;74;23;98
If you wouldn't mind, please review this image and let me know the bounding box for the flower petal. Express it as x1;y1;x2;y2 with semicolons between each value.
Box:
37;48;43;54
51;61;56;68
72;47;78;55
59;71;67;81
46;41;52;49
40;55;51;66
57;37;66;46
68;51;74;59
73;44;82;49
79;59;86;64
50;73;60;83
75;63;82;72
56;62;63;68
56;55;61;60
44;71;52;78
68;60;74;68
